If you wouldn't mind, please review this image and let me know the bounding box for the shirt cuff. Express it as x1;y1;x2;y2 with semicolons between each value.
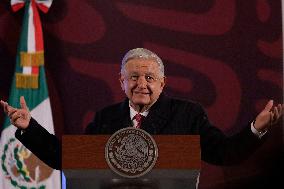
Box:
17;117;35;136
251;121;267;139
20;129;26;135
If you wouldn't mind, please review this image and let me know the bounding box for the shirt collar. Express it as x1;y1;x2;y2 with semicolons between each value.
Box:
129;101;149;120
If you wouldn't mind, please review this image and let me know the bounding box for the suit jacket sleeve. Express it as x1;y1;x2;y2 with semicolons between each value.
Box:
15;117;61;170
85;111;102;134
194;103;267;165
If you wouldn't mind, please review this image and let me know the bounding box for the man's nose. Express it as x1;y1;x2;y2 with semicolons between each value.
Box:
137;76;147;88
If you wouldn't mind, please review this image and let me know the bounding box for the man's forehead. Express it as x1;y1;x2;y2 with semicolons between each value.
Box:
125;58;158;68
125;63;159;74
127;70;156;75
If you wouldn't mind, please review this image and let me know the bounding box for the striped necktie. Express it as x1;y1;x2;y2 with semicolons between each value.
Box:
134;113;145;128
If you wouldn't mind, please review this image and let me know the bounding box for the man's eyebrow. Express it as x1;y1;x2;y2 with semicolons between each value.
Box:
128;71;139;75
144;72;156;76
128;71;156;76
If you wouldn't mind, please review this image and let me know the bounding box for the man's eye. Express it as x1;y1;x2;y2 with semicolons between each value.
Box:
130;76;139;80
145;76;154;81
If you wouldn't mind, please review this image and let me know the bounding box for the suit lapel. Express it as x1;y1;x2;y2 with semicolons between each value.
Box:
141;94;171;134
104;99;132;134
114;94;171;134
118;99;132;130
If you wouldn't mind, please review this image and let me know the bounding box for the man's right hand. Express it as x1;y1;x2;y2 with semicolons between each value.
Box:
0;96;31;129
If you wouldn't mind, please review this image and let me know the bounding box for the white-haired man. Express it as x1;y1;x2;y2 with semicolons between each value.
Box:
1;48;283;170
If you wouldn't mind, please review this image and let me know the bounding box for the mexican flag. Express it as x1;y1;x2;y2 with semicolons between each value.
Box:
0;0;61;188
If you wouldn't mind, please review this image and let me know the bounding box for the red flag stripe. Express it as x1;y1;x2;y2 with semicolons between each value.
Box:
31;0;44;51
36;3;50;13
11;3;25;12
32;66;39;75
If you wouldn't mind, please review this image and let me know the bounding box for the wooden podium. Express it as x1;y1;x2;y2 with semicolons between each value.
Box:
62;135;201;189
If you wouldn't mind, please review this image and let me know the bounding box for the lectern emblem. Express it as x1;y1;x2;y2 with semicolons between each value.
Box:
105;127;158;178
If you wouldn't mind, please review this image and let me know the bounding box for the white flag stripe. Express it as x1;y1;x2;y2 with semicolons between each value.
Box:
36;0;53;8
23;66;32;74
28;3;36;52
31;98;55;134
10;0;25;6
0;124;17;145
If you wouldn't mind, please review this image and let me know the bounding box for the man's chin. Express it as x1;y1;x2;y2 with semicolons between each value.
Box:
132;101;149;106
131;99;150;107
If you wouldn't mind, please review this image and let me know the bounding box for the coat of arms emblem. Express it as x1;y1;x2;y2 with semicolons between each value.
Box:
105;127;158;178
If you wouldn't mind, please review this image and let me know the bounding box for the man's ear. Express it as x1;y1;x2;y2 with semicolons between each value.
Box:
160;76;166;89
119;73;125;91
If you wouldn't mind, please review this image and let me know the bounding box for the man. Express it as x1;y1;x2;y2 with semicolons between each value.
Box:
1;48;283;170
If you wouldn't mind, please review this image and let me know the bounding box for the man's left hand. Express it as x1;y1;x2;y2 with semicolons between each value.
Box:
254;100;283;132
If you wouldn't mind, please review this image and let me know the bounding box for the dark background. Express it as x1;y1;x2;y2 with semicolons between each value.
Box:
0;0;283;188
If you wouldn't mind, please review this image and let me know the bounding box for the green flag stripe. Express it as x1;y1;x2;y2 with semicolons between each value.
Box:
18;1;30;52
3;67;49;129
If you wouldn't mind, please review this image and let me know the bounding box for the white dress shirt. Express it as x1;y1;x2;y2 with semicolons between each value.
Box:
129;103;149;128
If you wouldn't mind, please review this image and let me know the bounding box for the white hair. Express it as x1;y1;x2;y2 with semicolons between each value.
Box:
121;48;165;76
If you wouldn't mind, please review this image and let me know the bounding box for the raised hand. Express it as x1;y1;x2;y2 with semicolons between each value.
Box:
254;100;284;132
0;96;31;129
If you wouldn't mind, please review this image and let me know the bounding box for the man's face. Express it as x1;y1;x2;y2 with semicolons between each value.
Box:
120;58;166;111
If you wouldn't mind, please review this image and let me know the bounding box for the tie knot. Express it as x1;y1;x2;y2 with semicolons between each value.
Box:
134;113;144;122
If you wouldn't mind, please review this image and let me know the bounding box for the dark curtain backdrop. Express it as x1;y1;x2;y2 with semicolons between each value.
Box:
0;0;283;188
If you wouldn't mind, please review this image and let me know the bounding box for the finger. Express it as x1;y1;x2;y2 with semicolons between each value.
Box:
18;109;29;119
7;108;17;117
264;100;274;112
11;114;22;125
269;112;274;126
6;104;14;112
273;107;280;122
20;96;28;110
0;101;8;112
277;104;283;117
4;103;10;113
11;113;21;121
1;101;8;113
